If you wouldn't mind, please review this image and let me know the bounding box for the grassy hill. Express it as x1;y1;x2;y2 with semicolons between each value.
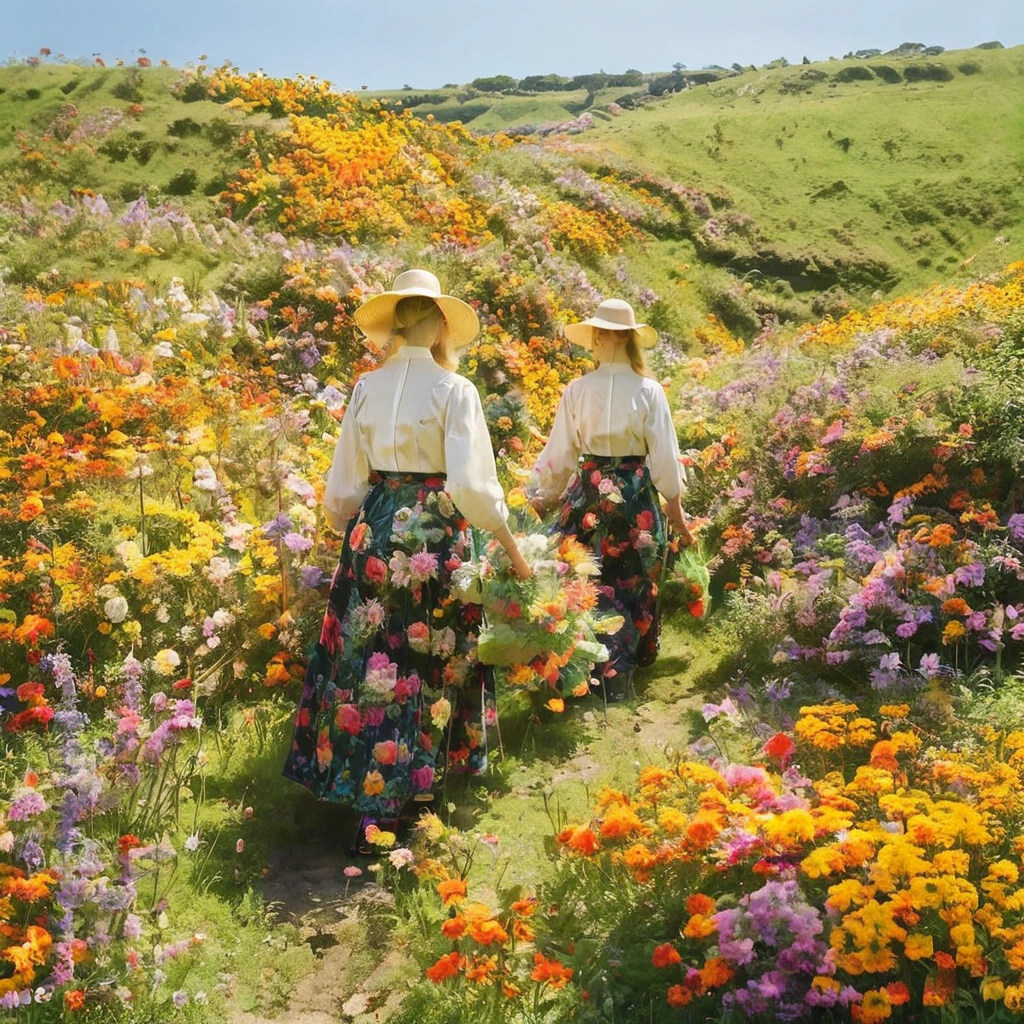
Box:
588;45;1024;301
0;45;1021;338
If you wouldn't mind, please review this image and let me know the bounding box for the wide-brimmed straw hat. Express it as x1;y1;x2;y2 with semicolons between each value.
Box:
564;298;658;350
353;269;480;351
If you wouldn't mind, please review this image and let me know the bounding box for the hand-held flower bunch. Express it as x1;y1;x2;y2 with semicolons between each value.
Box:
451;531;623;703
671;538;715;619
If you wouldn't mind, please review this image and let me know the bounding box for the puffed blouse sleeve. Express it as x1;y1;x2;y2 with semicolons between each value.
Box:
527;381;580;508
322;377;371;532
443;378;509;534
643;381;685;500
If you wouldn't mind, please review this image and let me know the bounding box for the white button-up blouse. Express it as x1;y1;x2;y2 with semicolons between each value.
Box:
528;363;685;507
322;346;510;534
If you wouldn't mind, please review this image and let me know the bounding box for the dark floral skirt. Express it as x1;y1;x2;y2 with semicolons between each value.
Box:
281;470;495;814
555;454;669;683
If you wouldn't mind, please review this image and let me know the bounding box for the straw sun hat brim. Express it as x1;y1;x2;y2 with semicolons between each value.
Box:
564;318;659;350
353;289;480;350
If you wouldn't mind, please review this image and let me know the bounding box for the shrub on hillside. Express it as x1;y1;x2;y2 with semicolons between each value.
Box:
60;77;80;95
167;117;203;137
958;61;983;75
833;65;874;83
976;40;1004;49
165;168;199;196
112;67;145;102
903;63;955;83
869;64;903;83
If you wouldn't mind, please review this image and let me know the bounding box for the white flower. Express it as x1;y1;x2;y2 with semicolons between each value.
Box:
388;848;415;869
193;458;219;492
152;341;175;358
104;595;129;624
184;833;201;852
115;540;143;568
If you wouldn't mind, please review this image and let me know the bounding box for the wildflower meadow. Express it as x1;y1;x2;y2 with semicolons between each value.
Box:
2;47;1024;1024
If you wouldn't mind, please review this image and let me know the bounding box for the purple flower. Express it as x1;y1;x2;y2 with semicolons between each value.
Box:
919;653;941;676
8;792;47;821
283;531;313;554
1008;513;1024;542
300;565;326;589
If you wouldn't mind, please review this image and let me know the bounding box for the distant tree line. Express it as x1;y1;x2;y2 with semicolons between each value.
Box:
468;70;646;93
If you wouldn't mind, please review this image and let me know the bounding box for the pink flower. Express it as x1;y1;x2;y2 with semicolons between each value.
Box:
410;766;435;791
344;865;363;878
408;551;439;583
235;839;244;854
590;470;602;486
822;419;845;446
363;705;386;727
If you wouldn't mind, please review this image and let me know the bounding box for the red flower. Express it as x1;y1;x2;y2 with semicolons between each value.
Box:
349;522;367;551
687;599;705;618
364;556;387;584
172;677;192;691
118;834;142;854
319;609;342;653
763;732;796;765
582;512;599;530
334;704;362;735
652;943;682;968
636;510;654;531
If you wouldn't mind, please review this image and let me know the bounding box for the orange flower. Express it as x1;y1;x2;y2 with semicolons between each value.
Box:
441;916;466;940
426;951;463;983
557;825;600;855
531;952;573;988
652;943;682;968
700;957;734;989
64;989;87;1012
683;914;717;939
686;893;716;917
666;984;693;1007
465;916;509;946
600;804;646;841
437;879;468;905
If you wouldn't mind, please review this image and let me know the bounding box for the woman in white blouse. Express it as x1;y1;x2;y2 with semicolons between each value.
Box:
528;298;694;703
282;269;530;852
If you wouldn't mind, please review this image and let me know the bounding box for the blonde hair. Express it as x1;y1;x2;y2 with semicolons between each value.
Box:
379;296;458;371
595;327;652;378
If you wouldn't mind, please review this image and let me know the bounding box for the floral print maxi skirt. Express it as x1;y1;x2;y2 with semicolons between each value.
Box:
555;454;669;684
281;470;495;816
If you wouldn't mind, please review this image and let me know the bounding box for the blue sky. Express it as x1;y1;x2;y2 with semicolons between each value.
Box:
6;0;1022;89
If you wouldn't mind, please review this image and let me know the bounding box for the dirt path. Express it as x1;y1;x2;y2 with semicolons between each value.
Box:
232;620;717;1022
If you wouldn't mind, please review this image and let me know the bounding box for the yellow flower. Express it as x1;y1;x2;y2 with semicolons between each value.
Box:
903;933;933;960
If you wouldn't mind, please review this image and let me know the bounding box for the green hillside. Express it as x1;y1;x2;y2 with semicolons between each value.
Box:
589;45;1024;300
0;45;1021;336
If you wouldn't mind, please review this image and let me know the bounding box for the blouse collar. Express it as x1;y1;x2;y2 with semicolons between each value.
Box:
391;345;435;360
594;361;636;374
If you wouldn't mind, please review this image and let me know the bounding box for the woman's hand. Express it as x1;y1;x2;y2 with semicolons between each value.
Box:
509;551;534;580
494;524;534;580
665;495;696;547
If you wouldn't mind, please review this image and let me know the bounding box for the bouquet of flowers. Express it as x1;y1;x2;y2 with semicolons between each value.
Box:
452;530;623;703
671;539;714;619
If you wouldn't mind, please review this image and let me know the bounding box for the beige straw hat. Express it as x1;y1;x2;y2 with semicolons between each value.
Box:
564;298;658;350
353;269;480;351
